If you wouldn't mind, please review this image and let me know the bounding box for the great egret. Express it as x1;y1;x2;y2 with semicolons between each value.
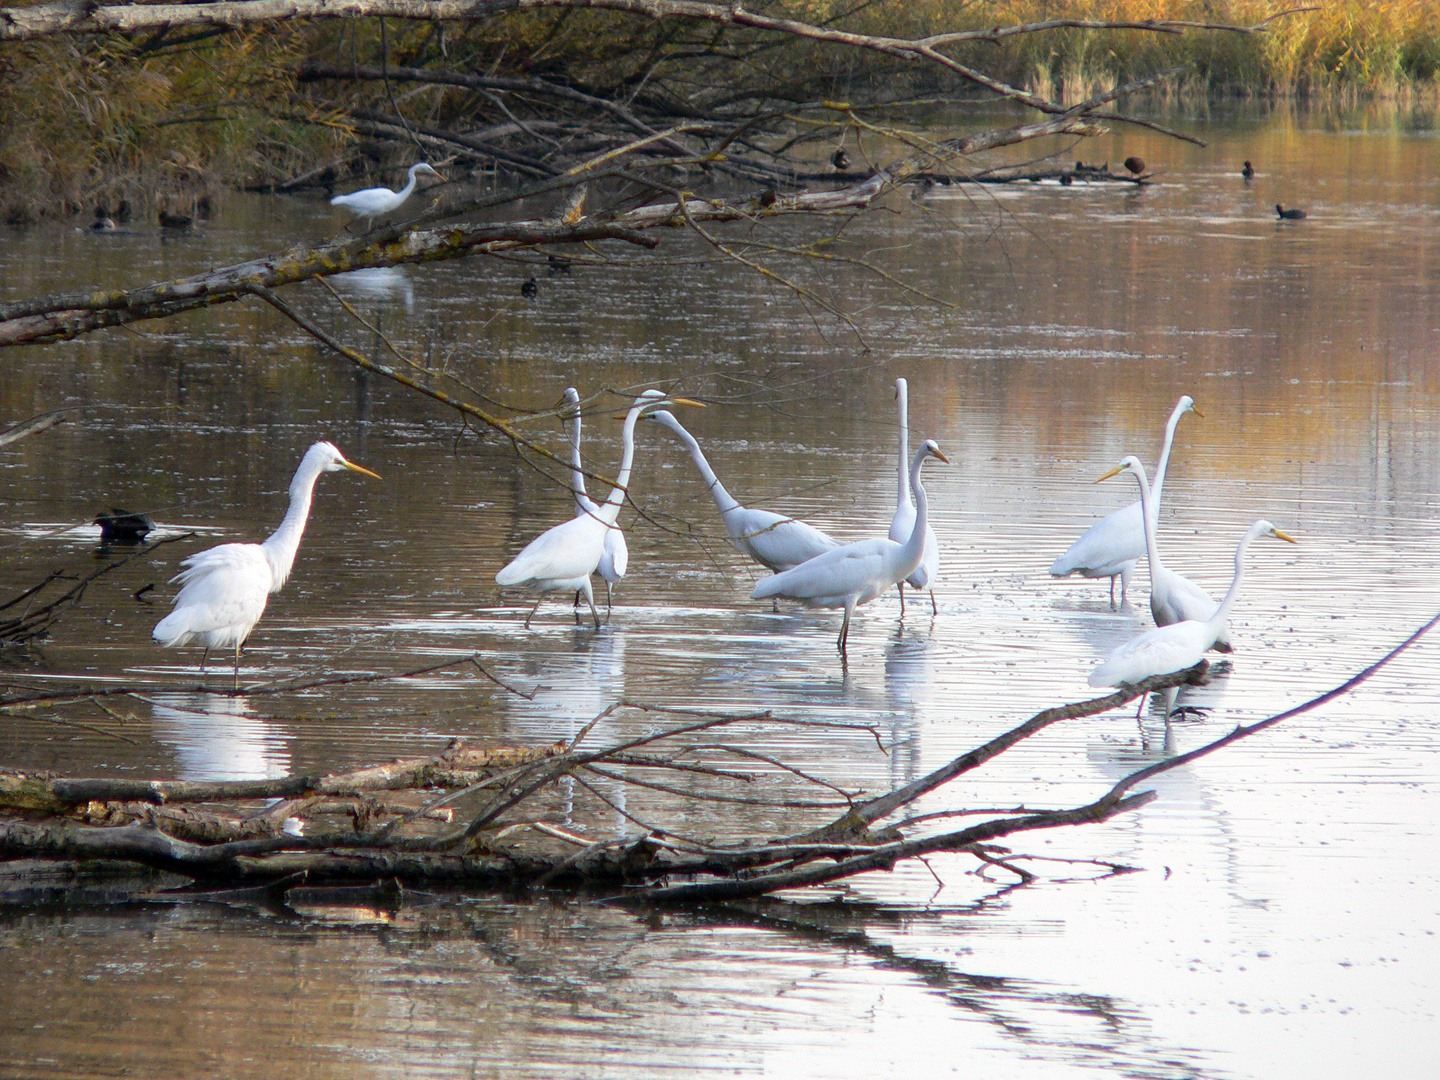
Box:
1276;204;1307;220
752;440;948;651
1088;519;1296;690
152;441;381;687
1095;455;1231;651
330;163;440;227
643;408;840;573
889;378;939;615
563;387;628;614
1049;394;1201;607
496;390;702;629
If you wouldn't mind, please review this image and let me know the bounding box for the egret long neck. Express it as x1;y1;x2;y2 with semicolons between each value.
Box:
1211;523;1264;626
600;404;645;525
673;424;741;516
1127;461;1164;573
261;455;326;592
567;402;590;506
1150;400;1187;525
896;380;912;509
899;448;930;570
396;165;421;202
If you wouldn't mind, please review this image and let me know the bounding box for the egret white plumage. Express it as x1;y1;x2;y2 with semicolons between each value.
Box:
1050;394;1201;606
889;377;939;615
1088;518;1296;690
1096;455;1231;650
643;407;840;572
152;441;381;687
563;387;628;614
752;440;948;651
496;389;702;629
330;163;440;227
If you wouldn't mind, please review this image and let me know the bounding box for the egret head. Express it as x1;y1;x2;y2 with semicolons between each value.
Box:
615;390;705;420
640;408;688;436
1179;394;1204;419
307;440;381;480
1095;455;1145;485
1254;520;1298;545
920;439;949;465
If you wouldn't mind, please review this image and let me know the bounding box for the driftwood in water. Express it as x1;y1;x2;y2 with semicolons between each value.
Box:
804;164;1154;186
4;631;1424;909
0;538;184;645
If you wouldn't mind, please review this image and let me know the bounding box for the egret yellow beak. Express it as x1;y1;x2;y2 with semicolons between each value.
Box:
932;448;951;464
1095;464;1125;484
1192;405;1205;418
1272;528;1298;543
614;397;706;419
344;461;382;480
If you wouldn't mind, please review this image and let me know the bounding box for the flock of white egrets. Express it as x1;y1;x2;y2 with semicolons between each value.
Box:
148;382;1294;697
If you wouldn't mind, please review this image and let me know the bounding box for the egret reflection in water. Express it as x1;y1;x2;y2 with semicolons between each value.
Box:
503;628;629;745
330;267;416;313
148;693;290;781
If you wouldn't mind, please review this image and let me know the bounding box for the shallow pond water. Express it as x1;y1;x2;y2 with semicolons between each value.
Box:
1;103;1438;1078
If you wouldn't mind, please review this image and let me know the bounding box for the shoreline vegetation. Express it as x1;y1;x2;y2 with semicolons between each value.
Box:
1;1;1439;222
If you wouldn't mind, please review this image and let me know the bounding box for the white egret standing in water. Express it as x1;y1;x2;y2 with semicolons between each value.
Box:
496;390;702;629
753;440;948;651
152;441;381;688
1050;395;1202;607
563;387;628;614
1095;455;1231;650
1088;519;1296;693
643;407;840;572
889;377;939;615
330;163;440;227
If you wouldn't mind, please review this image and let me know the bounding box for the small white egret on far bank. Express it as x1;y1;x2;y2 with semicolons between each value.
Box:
1088;518;1297;692
1095;455;1230;650
152;441;381;687
1050;395;1201;607
496;390;703;629
643;407;840;572
330;163;441;228
564;387;627;614
752;440;948;651
889;377;939;615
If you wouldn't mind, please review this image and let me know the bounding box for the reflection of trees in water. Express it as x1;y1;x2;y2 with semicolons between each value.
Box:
683;898;1209;1079
148;692;290;781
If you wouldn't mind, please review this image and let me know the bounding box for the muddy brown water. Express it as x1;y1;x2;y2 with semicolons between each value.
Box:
1;105;1437;1078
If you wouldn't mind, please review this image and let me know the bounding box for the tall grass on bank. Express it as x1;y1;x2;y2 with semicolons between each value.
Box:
781;1;1440;102
0;29;348;223
3;2;1440;221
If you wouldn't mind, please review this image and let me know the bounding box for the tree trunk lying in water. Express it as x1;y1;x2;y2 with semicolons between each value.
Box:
3;627;1426;908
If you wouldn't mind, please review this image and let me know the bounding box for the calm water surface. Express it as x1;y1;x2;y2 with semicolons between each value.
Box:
1;105;1438;1078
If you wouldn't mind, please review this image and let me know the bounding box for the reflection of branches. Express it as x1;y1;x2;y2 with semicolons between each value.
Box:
6;608;1427;903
